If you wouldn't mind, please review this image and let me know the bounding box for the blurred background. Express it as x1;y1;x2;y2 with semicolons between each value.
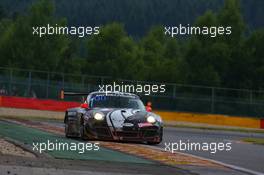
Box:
0;0;263;117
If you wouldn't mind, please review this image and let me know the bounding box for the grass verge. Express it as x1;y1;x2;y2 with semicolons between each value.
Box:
242;138;264;145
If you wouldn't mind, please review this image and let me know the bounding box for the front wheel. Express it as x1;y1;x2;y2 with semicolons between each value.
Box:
79;118;89;140
65;118;71;138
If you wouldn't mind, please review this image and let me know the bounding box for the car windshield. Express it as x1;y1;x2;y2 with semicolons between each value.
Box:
89;94;145;110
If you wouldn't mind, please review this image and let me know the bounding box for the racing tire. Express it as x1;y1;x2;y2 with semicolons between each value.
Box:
79;117;89;140
65;118;71;138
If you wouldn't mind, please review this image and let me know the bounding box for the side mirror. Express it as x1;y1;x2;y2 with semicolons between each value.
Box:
80;103;88;109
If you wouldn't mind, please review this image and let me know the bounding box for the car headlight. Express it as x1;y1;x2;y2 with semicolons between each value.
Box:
147;116;156;123
94;112;105;121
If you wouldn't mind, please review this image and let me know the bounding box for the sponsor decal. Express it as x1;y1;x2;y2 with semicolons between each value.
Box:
138;123;153;127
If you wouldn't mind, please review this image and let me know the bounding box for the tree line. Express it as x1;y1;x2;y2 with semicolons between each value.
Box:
1;0;263;36
0;0;263;90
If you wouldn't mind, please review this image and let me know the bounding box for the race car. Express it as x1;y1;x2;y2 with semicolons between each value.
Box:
63;91;163;144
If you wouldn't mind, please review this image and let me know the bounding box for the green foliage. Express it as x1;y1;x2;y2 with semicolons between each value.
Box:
0;5;5;20
1;0;263;36
182;0;251;88
139;26;182;82
218;0;245;45
0;0;264;91
86;23;140;79
0;0;72;72
241;29;264;89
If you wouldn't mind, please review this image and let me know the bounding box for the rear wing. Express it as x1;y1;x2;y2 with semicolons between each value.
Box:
60;90;89;100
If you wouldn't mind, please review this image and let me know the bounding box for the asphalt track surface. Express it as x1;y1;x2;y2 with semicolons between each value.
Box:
44;121;264;174
159;127;264;174
0;120;192;175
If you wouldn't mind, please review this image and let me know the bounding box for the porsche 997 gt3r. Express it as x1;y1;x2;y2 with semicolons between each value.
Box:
64;91;163;144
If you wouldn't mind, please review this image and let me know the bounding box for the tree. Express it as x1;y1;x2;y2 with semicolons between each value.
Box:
183;38;221;86
86;23;141;79
242;29;264;89
0;0;70;72
182;11;222;86
0;5;5;20
182;0;248;88
218;0;245;46
139;26;182;82
217;0;247;88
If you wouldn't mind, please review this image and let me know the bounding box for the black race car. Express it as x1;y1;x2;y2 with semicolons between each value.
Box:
64;91;163;144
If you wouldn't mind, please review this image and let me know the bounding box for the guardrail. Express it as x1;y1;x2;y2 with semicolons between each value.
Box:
0;67;264;117
0;95;263;129
0;96;80;111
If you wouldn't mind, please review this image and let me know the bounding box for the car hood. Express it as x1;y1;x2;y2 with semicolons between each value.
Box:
85;108;161;128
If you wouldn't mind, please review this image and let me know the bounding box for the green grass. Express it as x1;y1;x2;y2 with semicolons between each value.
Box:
242;138;264;145
0;120;153;164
